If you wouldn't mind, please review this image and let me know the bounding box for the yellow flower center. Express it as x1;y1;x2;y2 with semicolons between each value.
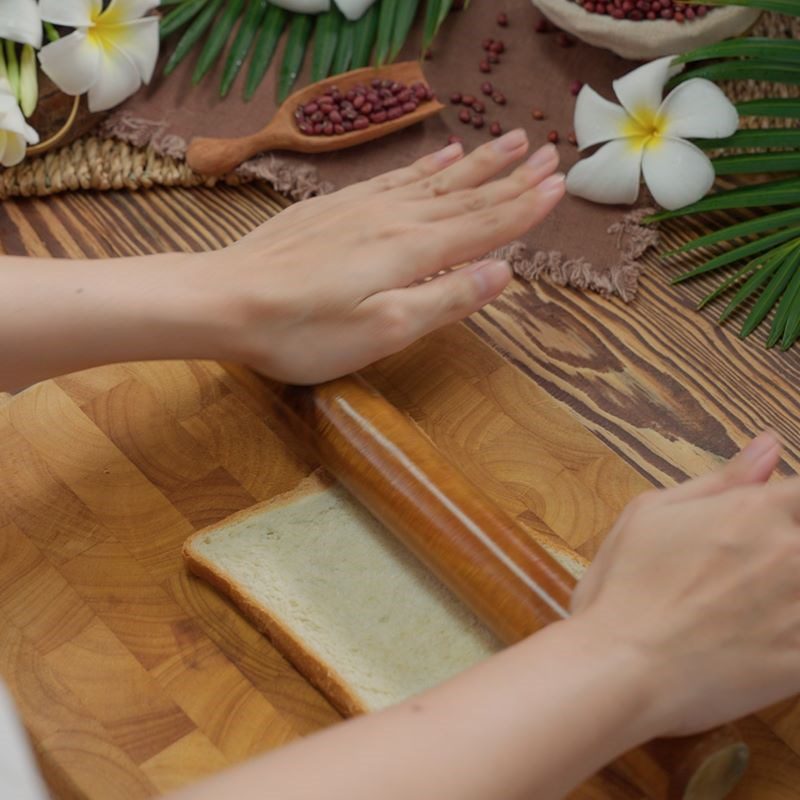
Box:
87;4;129;52
622;105;666;152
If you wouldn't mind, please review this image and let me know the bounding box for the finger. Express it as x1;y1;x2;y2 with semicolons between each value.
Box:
401;172;566;280
402;129;531;198
764;475;800;518
663;431;783;504
414;144;560;222
336;141;466;200
358;259;512;355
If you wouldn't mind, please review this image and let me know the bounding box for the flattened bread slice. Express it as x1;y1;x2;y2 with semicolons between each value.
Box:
183;472;587;716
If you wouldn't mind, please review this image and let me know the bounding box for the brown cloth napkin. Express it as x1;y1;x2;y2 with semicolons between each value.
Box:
105;0;661;300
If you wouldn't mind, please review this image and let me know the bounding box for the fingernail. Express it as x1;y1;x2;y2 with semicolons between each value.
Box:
538;172;565;194
469;259;511;299
492;128;527;152
527;143;558;170
741;431;781;464
434;142;463;164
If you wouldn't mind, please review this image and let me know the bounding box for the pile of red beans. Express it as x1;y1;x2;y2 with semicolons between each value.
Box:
294;79;434;137
575;0;712;22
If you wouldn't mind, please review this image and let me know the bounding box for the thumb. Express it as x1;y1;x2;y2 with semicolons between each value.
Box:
664;430;782;504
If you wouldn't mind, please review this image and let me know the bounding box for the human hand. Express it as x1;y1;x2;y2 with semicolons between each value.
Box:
206;130;564;384
570;431;800;738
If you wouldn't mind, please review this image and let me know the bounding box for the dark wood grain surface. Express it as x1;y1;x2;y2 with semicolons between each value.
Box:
1;180;800;799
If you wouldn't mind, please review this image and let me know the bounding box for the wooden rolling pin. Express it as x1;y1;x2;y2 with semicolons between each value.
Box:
232;366;749;800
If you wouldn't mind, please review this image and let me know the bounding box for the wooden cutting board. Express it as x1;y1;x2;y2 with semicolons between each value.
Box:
0;322;642;799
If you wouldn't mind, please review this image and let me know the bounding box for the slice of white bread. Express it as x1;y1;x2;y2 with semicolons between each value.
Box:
183;472;588;716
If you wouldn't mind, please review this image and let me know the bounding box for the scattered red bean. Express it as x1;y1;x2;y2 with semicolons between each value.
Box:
472;114;485;129
535;17;552;33
448;134;463;145
458;108;472;124
490;122;503;137
490;40;505;54
462;94;476;106
480;81;494;95
492;91;506;105
567;131;578;146
450;91;462;104
472;100;485;113
482;37;494;50
487;52;500;64
547;130;560;144
531;108;545;120
479;59;492;72
295;80;433;137
557;32;575;47
496;11;509;26
570;80;584;96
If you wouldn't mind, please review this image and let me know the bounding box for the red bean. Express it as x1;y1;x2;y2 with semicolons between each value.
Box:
462;94;476;106
557;32;575;47
532;108;545;120
402;101;417;113
472;100;485;113
482;37;494;49
458;109;472;124
329;110;342;123
387;106;403;120
353;116;369;130
370;111;388;123
490;40;505;54
496;12;509;26
492;92;506;105
448;134;463;145
535;17;551;32
490;122;502;137
487;52;500;64
479;60;492;73
481;81;494;96
547;130;559;144
450;91;463;104
472;114;485;129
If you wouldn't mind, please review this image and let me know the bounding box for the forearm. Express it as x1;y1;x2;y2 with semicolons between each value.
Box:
171;618;658;800
0;252;229;390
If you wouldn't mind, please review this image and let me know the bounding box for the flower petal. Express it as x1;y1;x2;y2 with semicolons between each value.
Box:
0;130;28;166
38;30;102;95
0;0;42;47
612;55;684;125
566;138;645;206
573;85;632;151
101;0;160;24
641;137;715;211
87;42;142;111
335;0;378;20
39;0;101;27
658;78;739;140
105;17;160;84
268;0;330;12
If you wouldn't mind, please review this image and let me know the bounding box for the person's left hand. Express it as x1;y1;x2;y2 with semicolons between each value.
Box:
201;129;564;384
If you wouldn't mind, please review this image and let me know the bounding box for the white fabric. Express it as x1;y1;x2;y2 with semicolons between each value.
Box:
0;682;49;800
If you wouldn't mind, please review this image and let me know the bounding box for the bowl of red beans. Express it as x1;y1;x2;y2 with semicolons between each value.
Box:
531;0;760;59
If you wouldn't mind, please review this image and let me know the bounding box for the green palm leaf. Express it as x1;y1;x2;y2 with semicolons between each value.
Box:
712;151;800;176
767;247;800;347
350;4;379;68
673;228;800;283
695;128;800;151
739;246;800;337
311;7;343;82
279;13;313;102
673;37;800;64
717;252;785;322
672;61;800;86
665;208;800;256
422;0;453;53
684;0;800;13
736;99;800;119
647;178;800;222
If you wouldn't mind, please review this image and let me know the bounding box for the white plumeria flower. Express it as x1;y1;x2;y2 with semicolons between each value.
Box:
270;0;377;21
566;56;739;211
0;0;43;48
38;0;159;112
0;77;38;166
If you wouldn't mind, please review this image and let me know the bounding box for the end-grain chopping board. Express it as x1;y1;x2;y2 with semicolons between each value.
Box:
0;324;798;800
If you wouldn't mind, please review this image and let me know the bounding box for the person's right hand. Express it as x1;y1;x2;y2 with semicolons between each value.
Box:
570;431;800;737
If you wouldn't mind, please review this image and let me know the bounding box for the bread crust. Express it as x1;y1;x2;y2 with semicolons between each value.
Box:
183;471;370;717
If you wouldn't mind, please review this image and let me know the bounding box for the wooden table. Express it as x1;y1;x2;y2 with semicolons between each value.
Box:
1;182;799;799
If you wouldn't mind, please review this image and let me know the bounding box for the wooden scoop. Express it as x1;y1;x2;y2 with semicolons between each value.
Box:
186;61;445;177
